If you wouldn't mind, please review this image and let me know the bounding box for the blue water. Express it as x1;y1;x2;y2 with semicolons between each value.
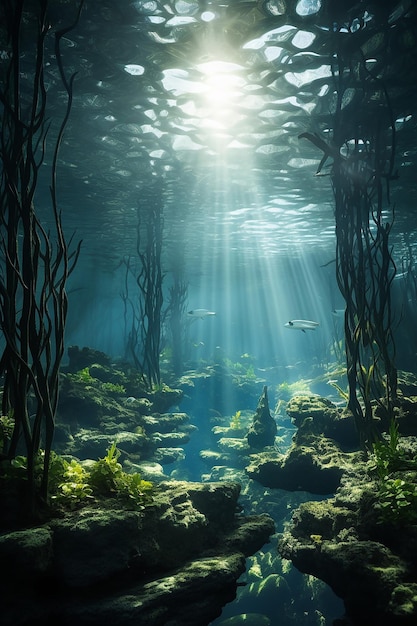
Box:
4;1;416;624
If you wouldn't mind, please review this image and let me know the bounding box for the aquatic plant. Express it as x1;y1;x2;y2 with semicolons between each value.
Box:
224;355;257;380
229;410;242;430
120;184;165;389
370;420;417;476
88;442;153;507
49;454;93;508
2;445;153;511
376;477;417;524
0;0;83;515
166;264;188;376
301;21;398;448
369;420;417;524
67;368;126;395
275;379;311;403
68;367;95;384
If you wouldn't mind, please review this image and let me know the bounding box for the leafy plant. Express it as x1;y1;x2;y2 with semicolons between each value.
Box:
370;419;408;479
1;444;153;511
89;441;123;494
68;367;95;384
49;453;93;508
89;442;153;507
223;356;256;380
369;419;417;524
229;410;242;430
377;477;417;524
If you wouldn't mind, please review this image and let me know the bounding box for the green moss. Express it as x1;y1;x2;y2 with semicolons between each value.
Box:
100;382;126;394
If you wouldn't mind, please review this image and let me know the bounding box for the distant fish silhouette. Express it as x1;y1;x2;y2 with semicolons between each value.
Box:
331;309;345;318
187;309;216;319
285;319;319;333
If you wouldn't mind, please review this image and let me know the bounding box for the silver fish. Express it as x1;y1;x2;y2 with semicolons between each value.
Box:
187;309;216;319
285;319;319;333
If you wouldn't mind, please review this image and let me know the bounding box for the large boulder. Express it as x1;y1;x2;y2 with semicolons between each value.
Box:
246;436;362;494
1;481;274;626
278;465;417;625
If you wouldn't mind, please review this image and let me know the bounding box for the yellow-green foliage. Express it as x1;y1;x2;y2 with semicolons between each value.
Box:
67;369;126;395
229;410;241;430
1;444;153;511
49;454;93;507
275;379;312;403
88;442;153;507
68;367;95;384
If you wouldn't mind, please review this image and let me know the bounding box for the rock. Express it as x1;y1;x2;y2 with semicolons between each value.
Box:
67;345;111;372
1;481;274;626
51;509;144;587
200;449;225;467
124;460;166;482
142;412;191;434
0;527;53;579
68;553;247;626
144;386;183;414
246;386;277;449
286;395;359;450
279;536;408;624
150;431;190;447
153;446;186;464
246;436;361;494
71;429;151;460
278;467;417;625
218;437;251;454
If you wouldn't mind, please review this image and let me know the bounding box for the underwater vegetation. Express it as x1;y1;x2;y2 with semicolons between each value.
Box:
229;410;242;430
0;0;84;516
1;442;153;514
302;20;399;449
67;367;126;395
369;419;417;524
120;184;165;390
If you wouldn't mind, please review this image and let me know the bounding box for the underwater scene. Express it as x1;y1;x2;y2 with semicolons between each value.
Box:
1;1;417;625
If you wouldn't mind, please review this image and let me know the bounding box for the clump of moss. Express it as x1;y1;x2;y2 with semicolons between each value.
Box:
67;368;126;395
100;382;126;395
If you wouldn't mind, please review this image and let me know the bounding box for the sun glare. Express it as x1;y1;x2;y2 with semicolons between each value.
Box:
196;61;246;130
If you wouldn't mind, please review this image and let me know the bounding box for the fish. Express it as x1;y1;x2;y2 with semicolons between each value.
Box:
331;309;345;318
187;309;216;319
285;319;320;333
